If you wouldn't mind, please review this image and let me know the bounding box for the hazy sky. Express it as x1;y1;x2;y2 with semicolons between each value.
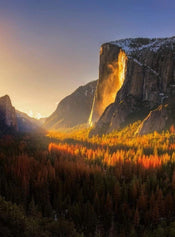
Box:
0;0;174;118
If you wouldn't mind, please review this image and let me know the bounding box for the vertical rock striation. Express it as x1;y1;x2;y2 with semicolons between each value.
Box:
89;37;175;136
89;45;127;126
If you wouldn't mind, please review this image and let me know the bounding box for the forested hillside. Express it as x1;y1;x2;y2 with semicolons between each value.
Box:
1;125;175;236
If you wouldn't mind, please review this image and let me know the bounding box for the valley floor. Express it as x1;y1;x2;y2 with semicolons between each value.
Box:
1;122;175;236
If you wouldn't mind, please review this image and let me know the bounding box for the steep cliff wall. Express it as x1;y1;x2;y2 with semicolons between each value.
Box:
0;95;17;131
90;37;175;136
89;45;127;125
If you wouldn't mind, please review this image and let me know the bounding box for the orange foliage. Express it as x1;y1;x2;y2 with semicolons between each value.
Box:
47;122;175;171
48;142;171;170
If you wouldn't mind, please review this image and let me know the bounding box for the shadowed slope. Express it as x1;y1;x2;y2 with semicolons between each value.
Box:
44;80;97;130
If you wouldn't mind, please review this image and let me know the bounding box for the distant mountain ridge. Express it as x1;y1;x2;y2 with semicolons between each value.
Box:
0;79;97;133
44;80;97;130
16;110;44;133
0;95;44;134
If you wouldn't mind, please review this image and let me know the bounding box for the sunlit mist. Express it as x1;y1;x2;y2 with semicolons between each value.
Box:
26;110;43;119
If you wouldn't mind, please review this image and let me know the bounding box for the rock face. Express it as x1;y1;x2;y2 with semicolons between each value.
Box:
137;96;175;135
44;80;97;130
90;37;175;136
0;95;45;134
89;46;127;125
0;95;17;132
137;105;168;135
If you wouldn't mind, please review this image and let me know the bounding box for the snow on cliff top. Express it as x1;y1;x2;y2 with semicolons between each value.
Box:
109;37;175;54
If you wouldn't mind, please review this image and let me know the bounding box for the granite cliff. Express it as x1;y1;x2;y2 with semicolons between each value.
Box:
0;95;44;133
89;37;175;136
0;95;17;132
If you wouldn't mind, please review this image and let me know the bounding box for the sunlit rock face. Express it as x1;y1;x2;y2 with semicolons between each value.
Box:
90;37;175;136
89;44;127;126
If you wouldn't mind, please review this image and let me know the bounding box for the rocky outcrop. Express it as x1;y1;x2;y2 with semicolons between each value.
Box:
137;95;175;135
0;95;17;131
44;80;97;130
90;37;175;136
137;105;168;135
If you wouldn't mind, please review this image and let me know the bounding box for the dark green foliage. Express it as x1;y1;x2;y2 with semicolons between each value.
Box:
1;132;175;236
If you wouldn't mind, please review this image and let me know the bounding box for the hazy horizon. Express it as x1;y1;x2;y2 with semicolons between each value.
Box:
0;0;175;118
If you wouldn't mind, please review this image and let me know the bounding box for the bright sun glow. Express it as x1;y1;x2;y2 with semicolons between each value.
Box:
27;110;43;120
